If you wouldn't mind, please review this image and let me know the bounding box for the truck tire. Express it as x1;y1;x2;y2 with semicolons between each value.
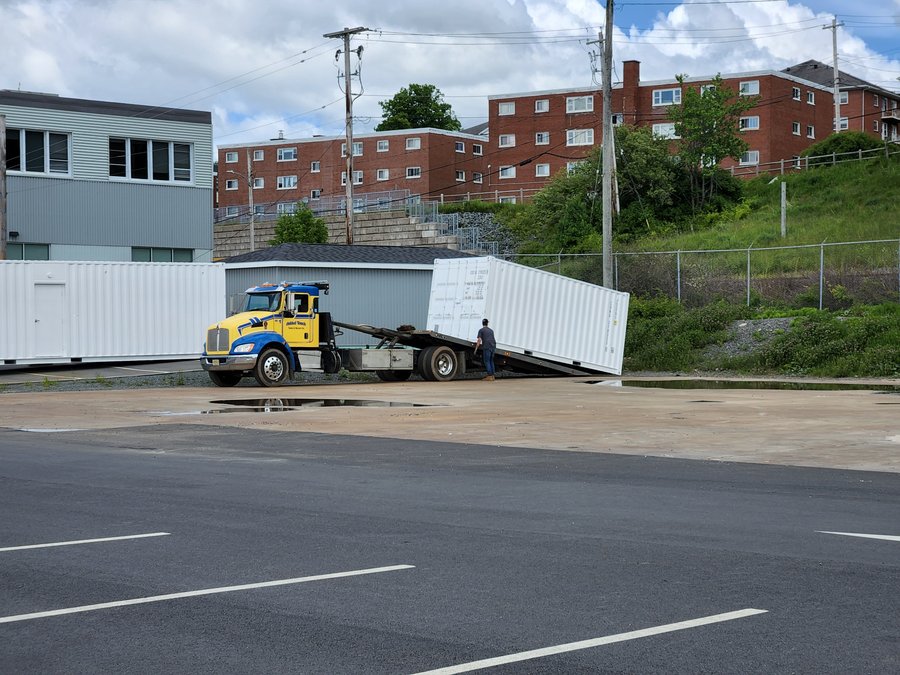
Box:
209;371;242;387
254;348;289;387
322;349;342;374
419;346;459;382
376;370;412;382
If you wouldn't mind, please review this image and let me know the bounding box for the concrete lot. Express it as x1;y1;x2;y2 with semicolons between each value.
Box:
2;374;898;473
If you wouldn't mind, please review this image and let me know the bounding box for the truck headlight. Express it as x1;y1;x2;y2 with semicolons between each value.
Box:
233;343;255;353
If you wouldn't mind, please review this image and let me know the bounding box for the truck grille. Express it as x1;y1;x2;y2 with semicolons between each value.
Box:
207;328;230;352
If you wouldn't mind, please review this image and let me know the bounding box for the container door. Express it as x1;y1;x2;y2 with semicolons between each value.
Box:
33;283;67;357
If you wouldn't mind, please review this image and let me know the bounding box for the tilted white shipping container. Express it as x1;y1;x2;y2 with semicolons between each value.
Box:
0;261;226;365
427;257;629;375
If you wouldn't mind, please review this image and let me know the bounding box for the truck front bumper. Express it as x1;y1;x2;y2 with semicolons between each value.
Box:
201;354;258;371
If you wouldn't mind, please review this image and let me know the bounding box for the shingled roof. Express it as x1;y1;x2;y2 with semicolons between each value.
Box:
782;59;885;92
225;243;476;265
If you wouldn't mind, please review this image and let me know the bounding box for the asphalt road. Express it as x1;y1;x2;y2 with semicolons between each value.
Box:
1;425;898;673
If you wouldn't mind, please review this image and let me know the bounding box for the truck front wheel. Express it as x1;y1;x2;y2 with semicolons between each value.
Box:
419;346;459;382
209;371;242;387
254;348;289;387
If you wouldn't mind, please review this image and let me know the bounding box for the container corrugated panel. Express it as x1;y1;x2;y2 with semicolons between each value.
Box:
427;257;629;375
0;261;225;364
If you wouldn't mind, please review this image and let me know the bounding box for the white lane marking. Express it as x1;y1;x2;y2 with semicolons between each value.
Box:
0;564;414;624
817;531;900;542
0;532;171;552
412;608;768;675
18;428;84;433
115;366;173;374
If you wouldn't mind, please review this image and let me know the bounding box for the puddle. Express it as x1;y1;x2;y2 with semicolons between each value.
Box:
587;380;900;392
204;398;432;413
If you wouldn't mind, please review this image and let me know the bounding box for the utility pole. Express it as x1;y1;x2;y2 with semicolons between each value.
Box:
824;17;844;134
246;149;255;252
324;26;368;245
0;114;7;261
601;1;614;287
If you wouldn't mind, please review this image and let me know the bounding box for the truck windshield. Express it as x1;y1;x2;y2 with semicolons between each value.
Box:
243;292;281;312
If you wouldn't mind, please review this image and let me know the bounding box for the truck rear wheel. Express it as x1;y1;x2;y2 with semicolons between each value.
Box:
419;346;459;382
209;371;242;387
376;370;412;382
254;348;289;387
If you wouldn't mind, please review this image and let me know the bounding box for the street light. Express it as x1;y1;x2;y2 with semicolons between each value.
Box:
227;149;255;252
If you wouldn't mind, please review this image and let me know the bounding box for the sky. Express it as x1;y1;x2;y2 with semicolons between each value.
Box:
2;0;898;149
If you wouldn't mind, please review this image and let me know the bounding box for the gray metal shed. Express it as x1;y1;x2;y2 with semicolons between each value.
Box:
224;243;475;345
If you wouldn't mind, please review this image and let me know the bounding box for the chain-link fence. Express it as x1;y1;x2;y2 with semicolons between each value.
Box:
501;239;900;308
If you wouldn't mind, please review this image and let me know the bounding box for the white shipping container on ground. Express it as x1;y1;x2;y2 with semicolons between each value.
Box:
427;257;629;375
0;261;225;365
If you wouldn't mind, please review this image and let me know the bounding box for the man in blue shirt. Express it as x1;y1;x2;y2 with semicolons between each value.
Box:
475;318;496;381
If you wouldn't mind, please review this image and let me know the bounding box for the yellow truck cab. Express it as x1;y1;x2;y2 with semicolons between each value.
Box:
201;281;339;387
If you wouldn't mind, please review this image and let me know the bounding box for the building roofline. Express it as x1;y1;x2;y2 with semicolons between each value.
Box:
225;261;439;271
218;127;488;150
0;89;211;124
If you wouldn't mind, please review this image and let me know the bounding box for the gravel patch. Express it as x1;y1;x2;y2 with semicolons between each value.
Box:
703;317;794;362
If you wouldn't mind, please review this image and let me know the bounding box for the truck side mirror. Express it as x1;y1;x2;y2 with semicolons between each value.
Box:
283;310;294;318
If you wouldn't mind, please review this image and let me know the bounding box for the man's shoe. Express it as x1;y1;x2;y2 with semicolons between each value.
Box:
483;375;495;381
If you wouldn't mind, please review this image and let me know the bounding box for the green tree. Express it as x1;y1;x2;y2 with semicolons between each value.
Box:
375;84;461;132
667;74;757;213
268;203;329;245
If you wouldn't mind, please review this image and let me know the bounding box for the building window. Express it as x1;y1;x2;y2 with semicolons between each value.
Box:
498;165;516;179
310;189;321;199
276;202;297;215
377;139;389;152
839;91;849;105
807;91;815;105
535;132;550;145
472;143;483;156
341;141;363;157
873;94;879;107
652;88;681;106
340;171;363;185
535;163;550;177
310;160;320;173
132;247;192;263
566;161;583;175
277;175;297;189
473;172;483;184
4;128;70;175
652;123;679;139
792;156;801;169
225;151;238;163
253;149;264;161
612;113;624;126
566;95;593;113
739;150;759;166
498;134;516;147
406;166;421;179
873;120;880;132
498;101;515;115
225;179;238;190
376;168;389;181
566;129;594;146
252;177;264;189
455;170;465;181
792;87;801;101
739;116;760;131
5;243;50;260
277;147;297;161
700;84;716;95
792;121;801;135
455;141;465;153
807;125;815;138
535;99;549;113
739;80;759;96
834;117;849;131
109;138;191;182
406;137;421;150
225;206;239;217
254;205;266;216
499;196;517;204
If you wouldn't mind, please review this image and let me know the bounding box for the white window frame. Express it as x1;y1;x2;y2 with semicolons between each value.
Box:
498;134;516;148
473;172;483;184
612;113;624;126
566;95;593;113
353;170;363;185
535;163;550;177
535;99;549;113
652;88;681;106
310;189;321;199
566;161;584;175
455;170;465;182
406;166;421;179
455;141;465;153
277;147;297;161
700;84;716;95
566;128;594;146
535;132;550;145
376;168;389;181
252;149;264;161
839;91;849;105
652;123;679;139
498;165;516;179
807;125;815;139
225;151;238;163
792;87;801;101
873;94;879;107
377;139;389;152
225;206;239;216
276;202;296;215
498;101;515;116
499;196;516;204
739;80;759;96
225;179;238;191
873;120;879;132
807;91;815;105
341;142;363;157
835;117;849;131
472;143;483;156
310;160;320;173
252;177;264;189
739;116;760;131
276;175;297;190
739;150;759;166
406;137;421;150
792;121;801;135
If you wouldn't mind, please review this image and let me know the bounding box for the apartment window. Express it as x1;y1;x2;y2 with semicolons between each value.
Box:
792;121;801;135
499;197;517;204
792;156;802;169
873;120;880;132
535;132;549;145
310;160;320;173
566;129;594;146
566;161;583;175
612;113;624;126
276;202;296;215
340;171;363;185
131;247;192;263
277;147;297;161
652;88;681;106
225;151;238;163
739;116;760;131
376;168;389;181
377;139;389;152
310;189;321;199
225;179;238;190
253;205;266;216
566;95;593;113
700;84;716;95
807;91;815;105
498;101;515;115
498;165;516;179
535;99;549;113
739;150;759;166
455;170;465;181
873;94;879;106
4;128;70;174
253;149;264;161
109;138;191;182
807;125;815;138
834;117;849;131
277;175;297;189
472;143;483;156
792;87;801;101
652;123;679;139
341;141;363;157
252;177;264;189
406;166;421;178
535;163;550;177
498;134;516;148
739;80;759;96
473;172;483;184
225;206;239;217
406;137;421;150
839;91;849;105
455;141;465;153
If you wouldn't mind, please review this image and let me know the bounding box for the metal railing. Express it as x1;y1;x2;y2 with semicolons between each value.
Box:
214;189;413;223
730;142;900;178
